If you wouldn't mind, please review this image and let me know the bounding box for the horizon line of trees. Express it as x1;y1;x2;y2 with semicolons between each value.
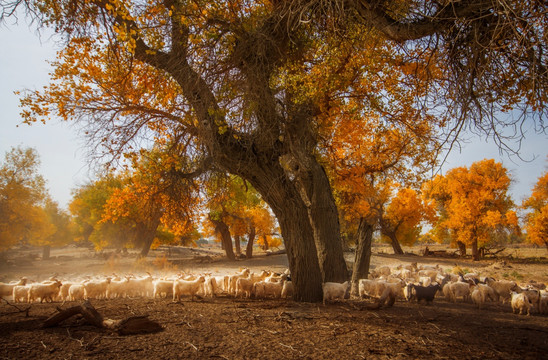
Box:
2;145;546;263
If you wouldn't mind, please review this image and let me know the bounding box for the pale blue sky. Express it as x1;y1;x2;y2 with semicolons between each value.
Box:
1;20;547;209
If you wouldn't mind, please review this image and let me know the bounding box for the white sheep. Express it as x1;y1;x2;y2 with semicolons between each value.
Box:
227;269;250;295
443;282;471;302
28;280;62;303
0;277;28;299
253;280;285;299
471;288;486;309
418;269;441;283
68;284;85;301
127;274;153;297
83;278;111;299
281;281;293;299
521;288;541;313
58;282;73;301
152;279;174;299
12;285;30;303
173;276;206;301
322;281;349;304
235;277;255;298
106;278;130;299
471;284;498;303
264;280;285;298
358;279;379;298
203;276;226;297
370;266;391;279
419;276;432;287
511;292;532;315
485;278;519;304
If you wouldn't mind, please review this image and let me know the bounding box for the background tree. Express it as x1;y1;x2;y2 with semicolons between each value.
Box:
69;175;129;251
205;174;277;259
101;149;202;257
0;146;55;253
380;187;436;255
35;199;75;259
424;159;518;260
523;170;548;250
325;107;439;292
6;0;547;301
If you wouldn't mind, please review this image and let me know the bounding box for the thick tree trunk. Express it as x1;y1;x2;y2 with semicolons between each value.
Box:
388;233;404;255
272;198;323;302
241;162;323;302
471;239;480;261
42;245;51;260
137;217;161;258
303;161;348;283
210;218;235;261
457;241;467;256
234;235;241;255
351;218;374;296
246;226;255;259
262;235;269;251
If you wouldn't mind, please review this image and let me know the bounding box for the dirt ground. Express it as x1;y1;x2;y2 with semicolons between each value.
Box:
1;245;547;359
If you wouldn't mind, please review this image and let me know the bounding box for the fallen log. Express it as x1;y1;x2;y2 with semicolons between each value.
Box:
105;316;164;335
42;300;163;335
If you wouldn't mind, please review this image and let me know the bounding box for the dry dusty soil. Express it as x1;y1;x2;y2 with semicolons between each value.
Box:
1;245;547;360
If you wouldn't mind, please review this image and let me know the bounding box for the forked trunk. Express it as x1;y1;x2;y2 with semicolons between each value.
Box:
351;218;374;296
244;162;324;302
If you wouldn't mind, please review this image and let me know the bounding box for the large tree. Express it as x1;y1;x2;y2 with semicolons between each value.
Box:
523;169;548;250
0;146;54;252
380;187;435;255
424;159;518;260
5;0;547;301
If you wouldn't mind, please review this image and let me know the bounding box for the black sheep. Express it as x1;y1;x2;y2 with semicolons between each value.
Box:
411;284;442;303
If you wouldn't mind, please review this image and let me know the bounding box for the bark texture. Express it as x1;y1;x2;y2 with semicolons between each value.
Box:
246;226;255;259
210;217;235;261
350;218;374;296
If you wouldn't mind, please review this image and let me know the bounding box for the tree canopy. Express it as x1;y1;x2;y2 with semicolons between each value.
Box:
523;168;548;250
424;159;519;260
0;146;53;250
0;146;74;256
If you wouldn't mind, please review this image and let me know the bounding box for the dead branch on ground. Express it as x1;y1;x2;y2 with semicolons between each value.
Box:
42;299;163;335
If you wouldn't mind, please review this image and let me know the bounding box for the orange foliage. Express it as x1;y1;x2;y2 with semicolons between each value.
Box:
522;170;548;248
205;175;277;248
424;159;517;252
382;187;436;246
101;149;202;247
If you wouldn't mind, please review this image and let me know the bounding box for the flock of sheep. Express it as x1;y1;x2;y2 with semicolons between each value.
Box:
352;262;547;316
0;262;546;316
